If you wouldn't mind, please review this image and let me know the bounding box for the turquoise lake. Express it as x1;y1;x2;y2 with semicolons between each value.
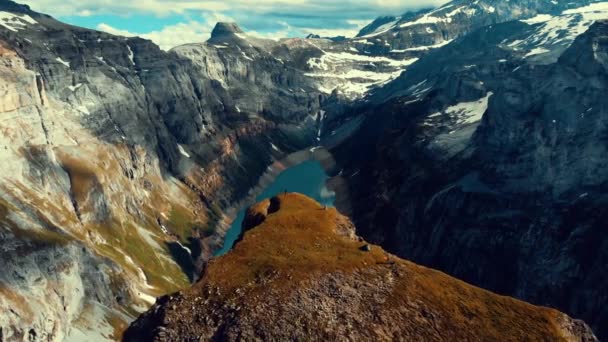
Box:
216;160;335;256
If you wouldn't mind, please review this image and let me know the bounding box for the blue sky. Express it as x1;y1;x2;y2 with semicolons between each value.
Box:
21;0;446;49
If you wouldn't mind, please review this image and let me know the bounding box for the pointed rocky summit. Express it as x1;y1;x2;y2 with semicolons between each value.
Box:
208;22;246;44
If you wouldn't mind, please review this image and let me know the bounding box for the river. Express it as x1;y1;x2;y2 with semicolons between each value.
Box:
215;159;336;256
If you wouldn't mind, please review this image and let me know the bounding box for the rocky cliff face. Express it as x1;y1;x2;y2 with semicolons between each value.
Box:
330;15;608;340
0;0;328;339
124;193;597;342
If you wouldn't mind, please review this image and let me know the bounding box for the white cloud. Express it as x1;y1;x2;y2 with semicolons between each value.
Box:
97;23;135;37
300;20;369;38
96;14;364;49
374;0;445;9
97;13;235;50
97;22;214;50
247;21;293;41
21;0;311;16
21;0;445;17
22;0;449;49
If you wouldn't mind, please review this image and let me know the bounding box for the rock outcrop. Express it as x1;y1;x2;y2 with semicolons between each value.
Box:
124;193;597;341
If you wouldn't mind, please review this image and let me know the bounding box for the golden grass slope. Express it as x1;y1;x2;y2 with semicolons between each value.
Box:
125;193;597;341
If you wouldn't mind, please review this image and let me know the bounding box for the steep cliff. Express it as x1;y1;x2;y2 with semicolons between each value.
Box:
330;18;608;340
124;193;597;341
0;0;325;339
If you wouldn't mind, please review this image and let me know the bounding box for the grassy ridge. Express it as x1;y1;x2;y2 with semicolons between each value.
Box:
191;193;579;341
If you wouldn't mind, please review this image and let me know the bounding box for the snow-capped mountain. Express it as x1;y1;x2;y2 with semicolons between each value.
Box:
325;4;608;340
170;0;608;102
355;0;603;51
508;2;608;63
300;0;608;99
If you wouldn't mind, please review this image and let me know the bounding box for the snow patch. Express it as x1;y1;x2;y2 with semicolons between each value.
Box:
563;2;608;15
56;57;71;68
75;105;90;115
359;17;401;38
127;45;135;65
511;4;608;60
390;39;453;53
68;83;83;92
176;241;192;255
234;32;248;40
317;110;326;142
521;14;553;24
399;5;476;29
0;11;37;32
427;92;494;126
240;51;253;61
306;51;418;97
525;47;550;57
178;145;191;158
137;292;157;305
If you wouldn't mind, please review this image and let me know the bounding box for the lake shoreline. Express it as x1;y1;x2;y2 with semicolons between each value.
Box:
208;146;340;256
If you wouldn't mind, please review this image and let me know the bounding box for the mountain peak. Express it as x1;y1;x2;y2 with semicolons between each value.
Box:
356;15;398;37
0;0;33;13
209;22;245;42
559;20;608;74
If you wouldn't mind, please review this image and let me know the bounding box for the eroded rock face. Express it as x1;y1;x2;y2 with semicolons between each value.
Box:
0;43;45;111
330;20;608;340
0;1;326;339
124;194;597;342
